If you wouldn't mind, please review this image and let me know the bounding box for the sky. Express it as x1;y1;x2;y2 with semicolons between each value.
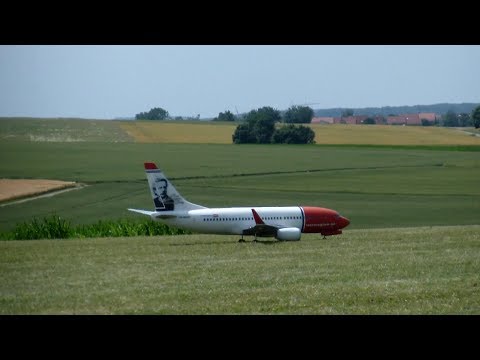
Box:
0;45;479;119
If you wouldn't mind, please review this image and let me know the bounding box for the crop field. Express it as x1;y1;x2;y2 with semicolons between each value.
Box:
0;118;479;314
0;179;77;203
2;118;480;145
309;124;480;145
120;121;480;145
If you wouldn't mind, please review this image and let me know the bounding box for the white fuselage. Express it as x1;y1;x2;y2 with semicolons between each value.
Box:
133;161;350;240
152;206;304;235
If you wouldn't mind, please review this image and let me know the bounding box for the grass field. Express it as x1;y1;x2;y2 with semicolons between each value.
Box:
119;121;236;144
0;141;479;231
1;118;479;314
0;118;132;142
1;225;478;314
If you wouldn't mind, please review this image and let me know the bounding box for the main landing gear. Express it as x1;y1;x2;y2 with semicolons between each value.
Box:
238;234;258;243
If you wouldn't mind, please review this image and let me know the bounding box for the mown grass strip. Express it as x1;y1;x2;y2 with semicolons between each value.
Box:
1;225;479;314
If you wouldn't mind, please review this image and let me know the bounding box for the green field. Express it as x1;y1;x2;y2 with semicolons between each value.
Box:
1;226;479;314
1;141;479;231
1;118;479;314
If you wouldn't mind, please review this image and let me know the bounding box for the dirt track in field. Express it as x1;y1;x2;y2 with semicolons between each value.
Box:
0;179;77;203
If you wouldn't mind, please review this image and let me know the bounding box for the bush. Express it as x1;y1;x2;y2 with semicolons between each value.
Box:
12;215;72;240
3;216;191;240
421;119;434;126
362;118;376;125
272;124;316;144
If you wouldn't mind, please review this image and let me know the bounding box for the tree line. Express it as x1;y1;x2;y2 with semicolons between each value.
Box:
313;103;480;118
135;105;317;144
441;109;480;128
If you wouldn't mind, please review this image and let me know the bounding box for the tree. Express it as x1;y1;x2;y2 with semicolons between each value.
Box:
362;117;376;125
458;113;471;127
283;106;314;124
253;116;276;143
232;106;281;144
213;110;236;122
135;107;169;120
272;124;316;144
342;109;354;117
442;110;459;127
252;106;282;123
232;123;256;144
421;118;433;126
245;107;280;143
470;106;480;128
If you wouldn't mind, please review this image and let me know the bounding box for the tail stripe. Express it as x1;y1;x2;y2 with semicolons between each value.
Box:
144;162;158;170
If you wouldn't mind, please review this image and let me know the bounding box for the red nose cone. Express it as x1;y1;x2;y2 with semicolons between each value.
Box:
339;216;350;229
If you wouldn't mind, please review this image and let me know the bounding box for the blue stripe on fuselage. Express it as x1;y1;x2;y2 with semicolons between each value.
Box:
299;206;305;232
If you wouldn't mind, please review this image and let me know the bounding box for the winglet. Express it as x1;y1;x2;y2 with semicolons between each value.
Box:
251;209;265;225
144;162;158;170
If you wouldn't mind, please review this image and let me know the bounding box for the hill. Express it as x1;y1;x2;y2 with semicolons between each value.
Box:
313;103;479;117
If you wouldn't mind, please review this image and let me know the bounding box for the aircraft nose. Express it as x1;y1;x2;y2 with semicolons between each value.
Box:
339;216;350;228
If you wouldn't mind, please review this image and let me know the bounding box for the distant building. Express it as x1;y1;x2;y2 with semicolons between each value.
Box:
311;117;334;124
387;114;421;125
332;115;374;124
418;113;438;123
313;112;439;126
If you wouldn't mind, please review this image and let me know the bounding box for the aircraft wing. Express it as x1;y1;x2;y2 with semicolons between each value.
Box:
242;223;279;237
241;208;285;237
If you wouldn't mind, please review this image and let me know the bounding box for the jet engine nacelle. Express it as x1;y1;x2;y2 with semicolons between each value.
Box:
276;227;301;241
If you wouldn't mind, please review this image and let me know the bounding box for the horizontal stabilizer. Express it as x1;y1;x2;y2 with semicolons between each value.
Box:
127;208;156;216
154;214;178;219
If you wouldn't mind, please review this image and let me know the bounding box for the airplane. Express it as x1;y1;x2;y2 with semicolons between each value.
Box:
128;162;350;242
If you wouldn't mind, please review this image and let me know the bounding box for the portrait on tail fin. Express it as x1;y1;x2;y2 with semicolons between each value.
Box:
152;177;174;211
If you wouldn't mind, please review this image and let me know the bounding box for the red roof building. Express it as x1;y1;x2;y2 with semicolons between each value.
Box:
387;114;421;125
311;117;334;124
418;113;437;122
315;112;438;125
